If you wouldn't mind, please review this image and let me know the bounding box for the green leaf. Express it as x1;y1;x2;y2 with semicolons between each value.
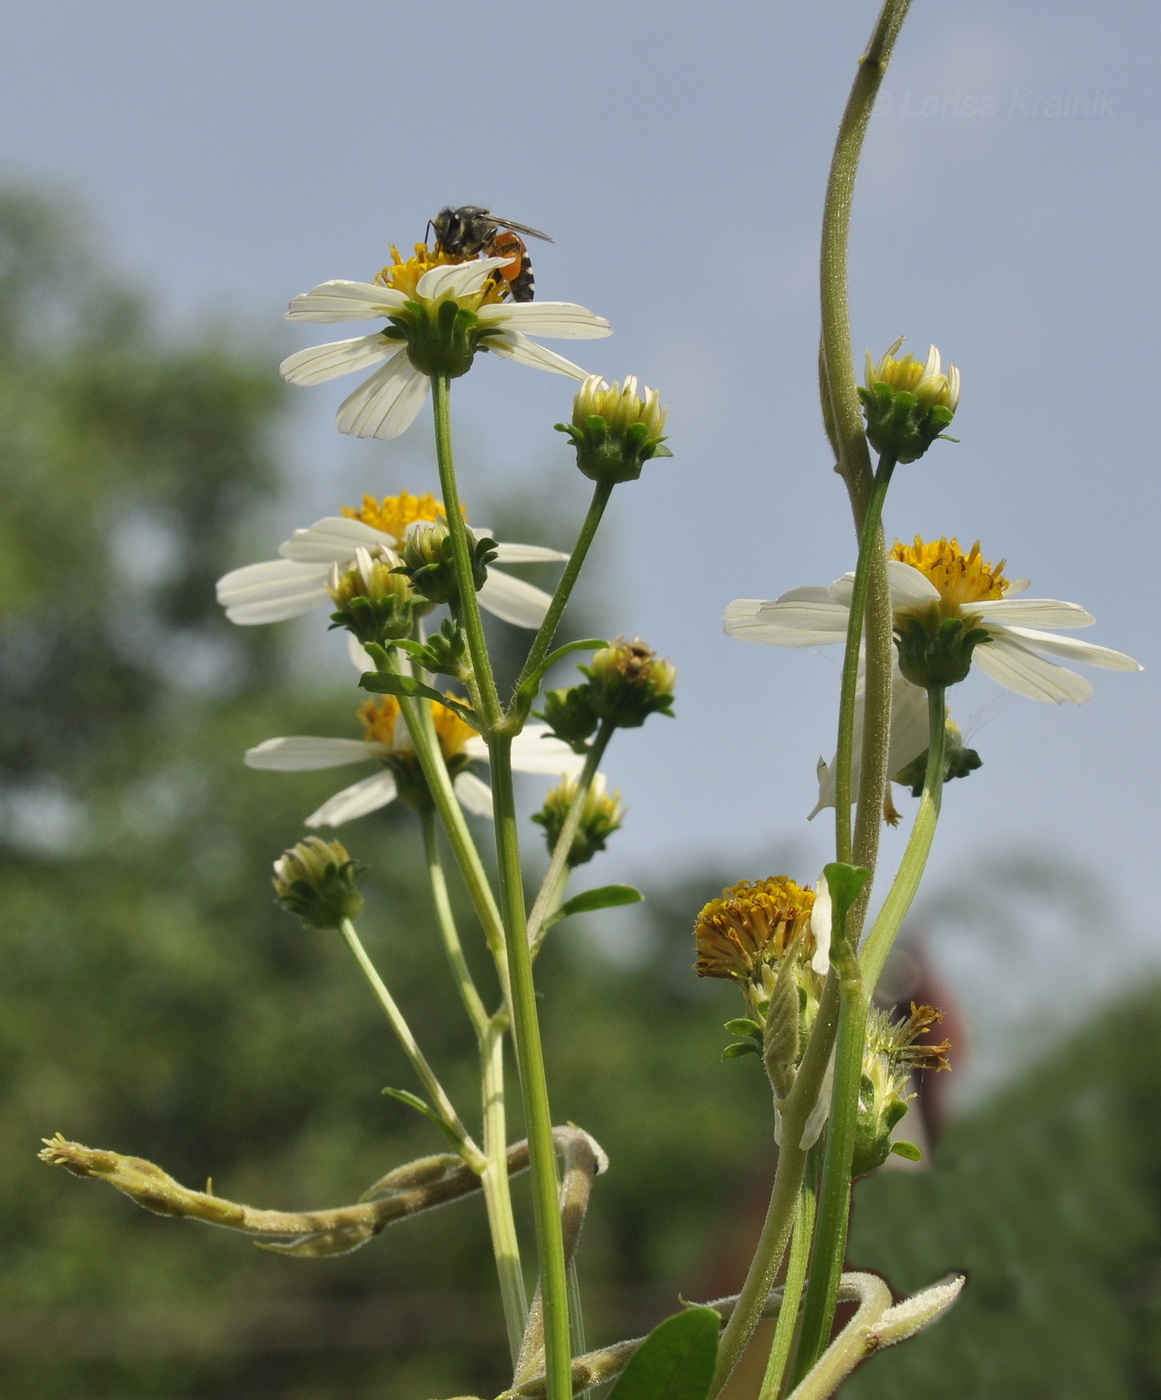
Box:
358;671;477;727
557;885;644;918
724;1018;763;1040
721;1041;760;1060
822;861;872;924
607;1307;720;1400
381;1088;464;1151
890;1139;923;1162
516;638;608;705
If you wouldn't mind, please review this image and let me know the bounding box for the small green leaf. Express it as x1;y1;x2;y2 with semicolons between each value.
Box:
359;671;477;726
557;885;644;918
516;638;608;705
822;861;872;923
607;1307;720;1400
381;1088;463;1151
889;1139;923;1162
722;1041;760;1060
724;1018;763;1040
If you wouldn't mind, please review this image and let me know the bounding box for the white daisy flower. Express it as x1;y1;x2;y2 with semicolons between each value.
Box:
280;245;611;441
245;693;585;829
217;490;567;631
724;535;1141;706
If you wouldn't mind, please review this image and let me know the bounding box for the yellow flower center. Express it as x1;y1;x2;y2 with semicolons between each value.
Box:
342;491;446;544
356;694;476;761
889;536;1009;614
694;877;816;983
374;243;506;308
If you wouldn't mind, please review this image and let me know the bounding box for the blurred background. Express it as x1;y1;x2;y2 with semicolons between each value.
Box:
0;2;1158;1397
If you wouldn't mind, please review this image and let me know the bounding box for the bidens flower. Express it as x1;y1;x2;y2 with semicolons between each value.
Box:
860;338;960;463
724;535;1141;704
245;694;584;828
217;491;567;631
280;245;611;440
557;374;671;483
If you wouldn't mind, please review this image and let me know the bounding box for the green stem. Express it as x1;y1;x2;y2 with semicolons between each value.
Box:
429;372;571;1400
491;736;573;1400
711;976;840;1395
833;454;896;865
758;1157;818;1400
526;723;614;956
420;809;527;1358
859;684;947;992
338;917;484;1172
512;479;615;713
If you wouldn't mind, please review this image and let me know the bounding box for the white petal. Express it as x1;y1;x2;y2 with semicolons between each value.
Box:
509;724;586;776
216;559;331;624
973;634;1093;703
492;542;569;564
245;737;389;771
335;353;430;440
476;302;612;339
982;597;1095;628
285;280;407;322
800;1048;836;1150
307;771;399;827
478;569;553;628
347;634;377;672
830;563;937;609
280;333;394;387
417;257;507;302
724;596;850;648
810;874;832;975
996;626;1142;672
453;771;495;818
485;331;590;379
809;669;929;819
279;516;394;563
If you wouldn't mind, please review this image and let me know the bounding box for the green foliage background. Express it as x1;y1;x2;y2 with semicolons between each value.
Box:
0;190;1157;1399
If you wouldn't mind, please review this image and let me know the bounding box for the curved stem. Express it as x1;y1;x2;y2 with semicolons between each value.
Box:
526;722;614;955
833;454;896;865
512;479;615;713
859;683;947;992
338;918;484;1171
758;1156;818;1400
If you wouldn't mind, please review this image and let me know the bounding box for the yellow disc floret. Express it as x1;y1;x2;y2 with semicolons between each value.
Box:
342;491;447;543
890;536;1009;615
356;694;476;762
357;695;404;748
694;877;816;984
375;243;506;309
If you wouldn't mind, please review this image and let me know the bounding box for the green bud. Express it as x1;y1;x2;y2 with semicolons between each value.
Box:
859;338;960;464
272;837;365;929
583;637;676;729
328;546;429;645
538;685;599;752
400;518;497;607
556;375;672;484
851;1004;950;1177
532;774;624;867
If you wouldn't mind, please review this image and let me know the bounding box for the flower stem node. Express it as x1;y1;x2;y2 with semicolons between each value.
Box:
327;547;430;646
583;638;677;729
894;614;992;690
557;375;672;484
272;837;365;929
852;1004;951;1177
532;774;624;867
859;338;960;464
401;517;497;608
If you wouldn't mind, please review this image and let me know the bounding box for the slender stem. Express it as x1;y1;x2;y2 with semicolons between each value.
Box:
338;917;484;1171
491;737;573;1400
420;809;527;1357
428;373;571;1400
758;1159;818;1400
833;455;896;865
526;723;614;955
859;683;947;992
786;964;868;1383
711;976;840;1395
512;479;615;711
481;1016;530;1364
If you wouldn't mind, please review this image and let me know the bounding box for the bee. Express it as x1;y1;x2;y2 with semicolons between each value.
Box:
429;206;553;303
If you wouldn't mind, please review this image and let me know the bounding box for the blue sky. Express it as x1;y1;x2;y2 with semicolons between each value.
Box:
3;0;1159;1088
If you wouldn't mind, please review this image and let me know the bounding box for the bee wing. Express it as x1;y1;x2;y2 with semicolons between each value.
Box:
489;216;554;244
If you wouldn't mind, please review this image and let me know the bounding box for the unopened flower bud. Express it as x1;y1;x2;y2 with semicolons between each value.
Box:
532;773;624;866
859;338;960;464
556;374;672;484
273;836;365;929
584;637;676;729
328;547;429;644
539;685;599;752
851;1003;951;1176
401;518;496;607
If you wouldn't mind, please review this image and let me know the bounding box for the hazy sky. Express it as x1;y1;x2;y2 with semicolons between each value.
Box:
3;1;1159;1062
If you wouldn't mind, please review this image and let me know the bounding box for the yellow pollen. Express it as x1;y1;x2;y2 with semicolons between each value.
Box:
374;242;507;308
889;535;1009;611
694;876;815;983
341;491;450;543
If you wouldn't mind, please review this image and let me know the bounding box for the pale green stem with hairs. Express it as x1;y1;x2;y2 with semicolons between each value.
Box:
758;1157;818;1400
421;809;527;1361
338;917;485;1172
431;372;572;1400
